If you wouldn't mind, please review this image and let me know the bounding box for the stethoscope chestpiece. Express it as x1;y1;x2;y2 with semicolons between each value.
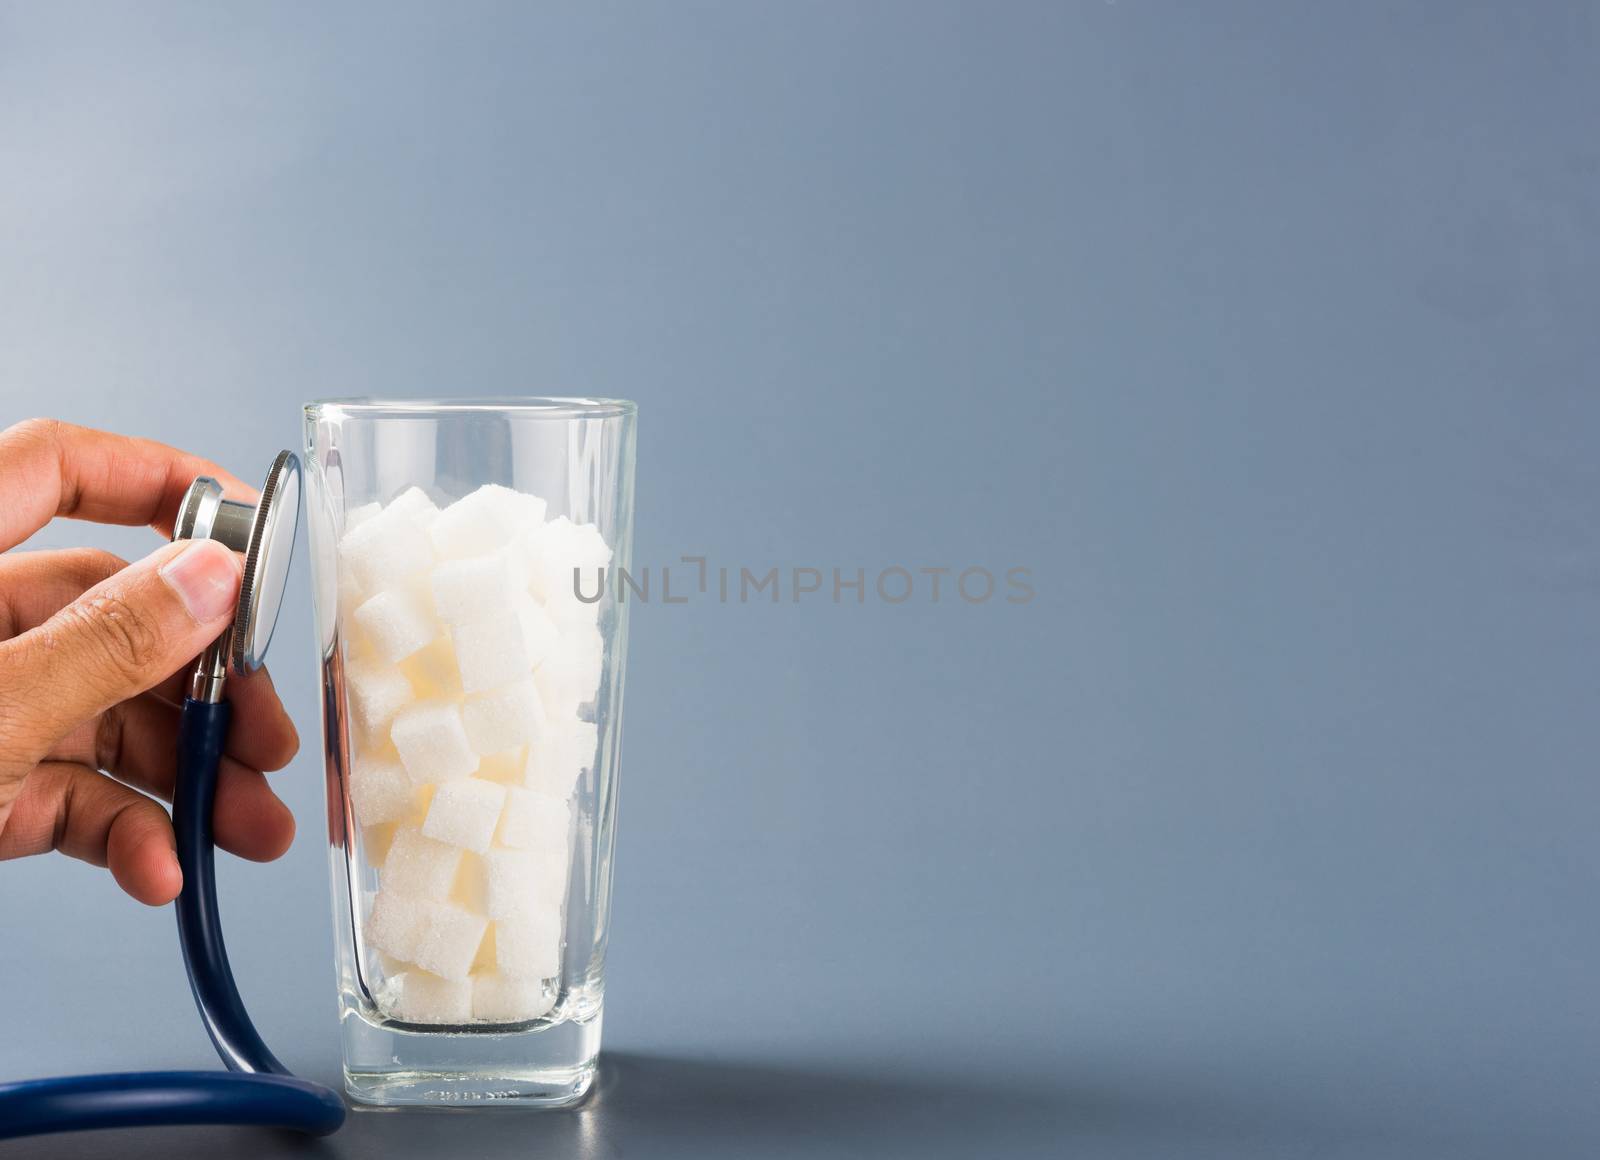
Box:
173;450;302;692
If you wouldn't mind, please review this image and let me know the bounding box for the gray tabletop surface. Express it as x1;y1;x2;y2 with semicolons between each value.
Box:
3;2;1598;1157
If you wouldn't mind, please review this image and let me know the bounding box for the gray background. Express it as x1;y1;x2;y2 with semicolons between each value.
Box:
1;2;1597;1157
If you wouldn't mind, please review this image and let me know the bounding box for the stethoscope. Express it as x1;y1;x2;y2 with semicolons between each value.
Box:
0;451;346;1140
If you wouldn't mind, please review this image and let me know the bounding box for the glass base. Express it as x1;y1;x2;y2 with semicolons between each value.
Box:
342;1004;602;1109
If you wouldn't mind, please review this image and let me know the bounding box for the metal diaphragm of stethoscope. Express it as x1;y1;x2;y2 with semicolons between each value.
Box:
0;451;346;1140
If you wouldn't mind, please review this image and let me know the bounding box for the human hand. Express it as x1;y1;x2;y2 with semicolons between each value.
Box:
0;419;297;904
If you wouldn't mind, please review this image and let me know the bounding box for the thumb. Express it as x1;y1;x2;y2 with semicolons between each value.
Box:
0;538;241;778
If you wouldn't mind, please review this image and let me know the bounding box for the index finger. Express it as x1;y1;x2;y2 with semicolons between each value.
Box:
0;419;257;552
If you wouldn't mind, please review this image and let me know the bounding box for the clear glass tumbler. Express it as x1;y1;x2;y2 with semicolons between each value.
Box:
303;398;636;1108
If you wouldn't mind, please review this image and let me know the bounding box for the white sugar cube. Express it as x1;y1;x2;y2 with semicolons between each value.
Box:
382;827;462;900
483;847;567;919
386;486;440;522
429;552;521;625
524;517;571;601
353;587;436;664
365;889;426;961
421;778;507;853
399;637;462;700
548;590;603;627
390;970;473;1024
523;530;554;602
559;525;612;621
336;568;367;627
477;749;527;785
569;718;599;767
496;907;563;978
349;756;417;826
451;611;532;694
564;624;606;688
345;502;382;533
473;973;555;1023
462;679;548;755
413;902;488;981
534;566;605;626
391;701;478;785
522;720;595;800
499;526;533;579
376;951;407;978
515;596;561;667
569;522;614;570
450;851;489;913
345;661;411;736
530;553;587;607
506;490;549;528
533;625;604;712
430;484;539;560
363;822;398;863
528;517;611;622
338;499;436;592
497;786;570;851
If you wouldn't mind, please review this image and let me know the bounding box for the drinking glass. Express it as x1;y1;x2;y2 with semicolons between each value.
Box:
303;397;636;1108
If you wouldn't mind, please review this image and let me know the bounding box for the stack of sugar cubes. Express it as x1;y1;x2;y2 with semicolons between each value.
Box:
336;484;611;1025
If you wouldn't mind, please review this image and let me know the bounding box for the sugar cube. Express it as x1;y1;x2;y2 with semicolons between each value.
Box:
430;484;539;560
366;889;426;961
524;517;569;601
533;625;604;712
421;778;507;853
338;499;435;592
336;568;367;627
462;679;548;755
349;756;417;826
571;717;599;759
528;517;611;621
399;637;462;700
451;852;489;914
345;502;382;533
383;827;462;900
353;587;436;664
522;723;590;800
483;846;568;919
566;624;606;688
451;611;532;694
515;595;561;667
473;973;555;1023
477;749;528;784
345;661;411;736
386;486;440;523
506;490;549;528
429;552;521;625
391;701;478;785
472;921;498;973
376;951;408;978
577;522;613;565
497;786;570;851
390;970;473;1024
534;568;605;626
363;822;397;864
413;902;488;981
496;907;564;979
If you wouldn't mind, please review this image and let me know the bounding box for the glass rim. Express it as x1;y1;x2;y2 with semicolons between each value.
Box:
305;396;636;420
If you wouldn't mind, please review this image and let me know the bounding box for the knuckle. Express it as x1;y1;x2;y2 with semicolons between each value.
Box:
3;417;63;459
0;641;41;762
5;416;60;443
61;592;164;684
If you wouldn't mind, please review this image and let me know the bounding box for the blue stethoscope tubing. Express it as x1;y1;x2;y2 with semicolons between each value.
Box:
0;699;345;1139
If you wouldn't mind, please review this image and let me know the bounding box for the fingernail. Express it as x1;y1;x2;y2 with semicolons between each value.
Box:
159;540;241;623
